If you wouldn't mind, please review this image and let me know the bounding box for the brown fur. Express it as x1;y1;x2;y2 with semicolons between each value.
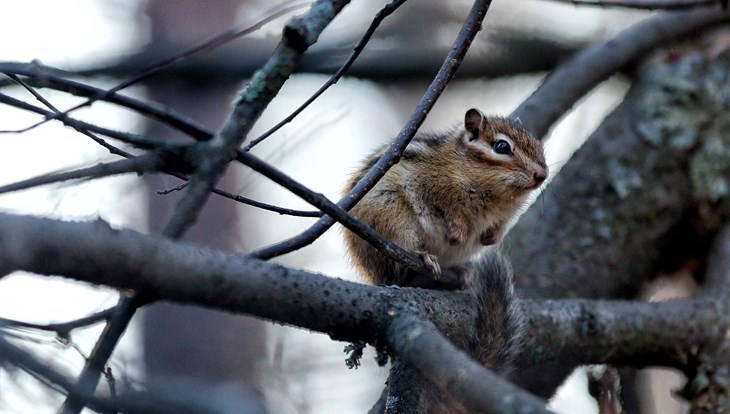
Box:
342;109;547;286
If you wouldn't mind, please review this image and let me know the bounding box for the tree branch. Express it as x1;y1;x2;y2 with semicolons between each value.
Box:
511;6;730;139
0;153;170;195
0;92;319;217
1;212;726;373
243;0;408;151
249;0;495;260
8;1;310;136
163;0;351;239
388;316;553;414
506;22;730;397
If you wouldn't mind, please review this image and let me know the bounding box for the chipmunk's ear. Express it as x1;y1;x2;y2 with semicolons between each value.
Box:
464;108;487;141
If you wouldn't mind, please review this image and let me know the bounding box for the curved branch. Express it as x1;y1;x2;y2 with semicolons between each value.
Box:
250;0;495;260
164;0;351;239
511;6;730;139
8;2;310;136
0;92;319;217
243;0;408;151
388;316;553;414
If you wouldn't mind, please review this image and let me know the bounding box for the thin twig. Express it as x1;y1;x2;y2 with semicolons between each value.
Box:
0;333;227;414
0;92;168;149
0;153;168;195
249;0;494;260
57;294;147;414
0;61;211;140
3;74;132;158
0;92;319;217
10;2;311;135
0;307;114;338
237;152;430;273
243;0;408;151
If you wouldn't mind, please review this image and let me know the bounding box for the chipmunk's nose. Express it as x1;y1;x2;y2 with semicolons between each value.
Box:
534;169;547;184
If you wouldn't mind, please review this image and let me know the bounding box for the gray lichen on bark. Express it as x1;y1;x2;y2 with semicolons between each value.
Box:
635;50;730;207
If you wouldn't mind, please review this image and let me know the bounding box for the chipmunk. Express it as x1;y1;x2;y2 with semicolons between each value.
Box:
342;109;545;409
342;108;547;288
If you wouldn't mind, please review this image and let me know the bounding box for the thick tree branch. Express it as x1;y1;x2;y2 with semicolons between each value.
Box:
511;7;730;139
388;316;553;414
520;298;724;369
0;212;726;372
507;24;730;397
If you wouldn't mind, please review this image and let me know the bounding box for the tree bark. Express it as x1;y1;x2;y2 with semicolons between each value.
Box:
507;33;730;397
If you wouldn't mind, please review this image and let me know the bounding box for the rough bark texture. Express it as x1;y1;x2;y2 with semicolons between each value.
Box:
507;37;730;397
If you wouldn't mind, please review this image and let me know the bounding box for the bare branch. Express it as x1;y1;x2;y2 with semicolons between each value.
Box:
0;153;168;195
0;333;231;414
243;0;408;151
2;77;133;158
0;61;211;141
0;307;114;338
0;92;318;217
511;7;730;139
519;298;725;369
387;316;553;414
10;1;311;136
1;212;724;370
163;0;352;239
250;0;495;260
237;152;434;275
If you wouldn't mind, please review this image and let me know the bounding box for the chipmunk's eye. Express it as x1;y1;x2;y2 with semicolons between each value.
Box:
493;139;512;155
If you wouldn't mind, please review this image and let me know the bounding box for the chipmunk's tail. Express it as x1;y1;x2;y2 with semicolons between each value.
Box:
467;249;523;373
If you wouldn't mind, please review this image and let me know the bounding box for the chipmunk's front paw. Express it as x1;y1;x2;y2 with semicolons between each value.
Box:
416;251;441;279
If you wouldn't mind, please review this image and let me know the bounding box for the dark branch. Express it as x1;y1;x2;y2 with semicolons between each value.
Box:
1;212;725;370
0;333;231;414
0;153;168;195
0;92;318;217
511;6;730;139
388;316;553;414
163;0;351;239
243;0;408;151
9;2;310;136
250;0;495;260
0;307;114;338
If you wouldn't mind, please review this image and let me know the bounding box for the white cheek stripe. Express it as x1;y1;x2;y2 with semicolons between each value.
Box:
464;131;515;160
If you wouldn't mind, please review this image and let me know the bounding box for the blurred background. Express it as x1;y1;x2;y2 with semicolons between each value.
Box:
0;1;680;412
